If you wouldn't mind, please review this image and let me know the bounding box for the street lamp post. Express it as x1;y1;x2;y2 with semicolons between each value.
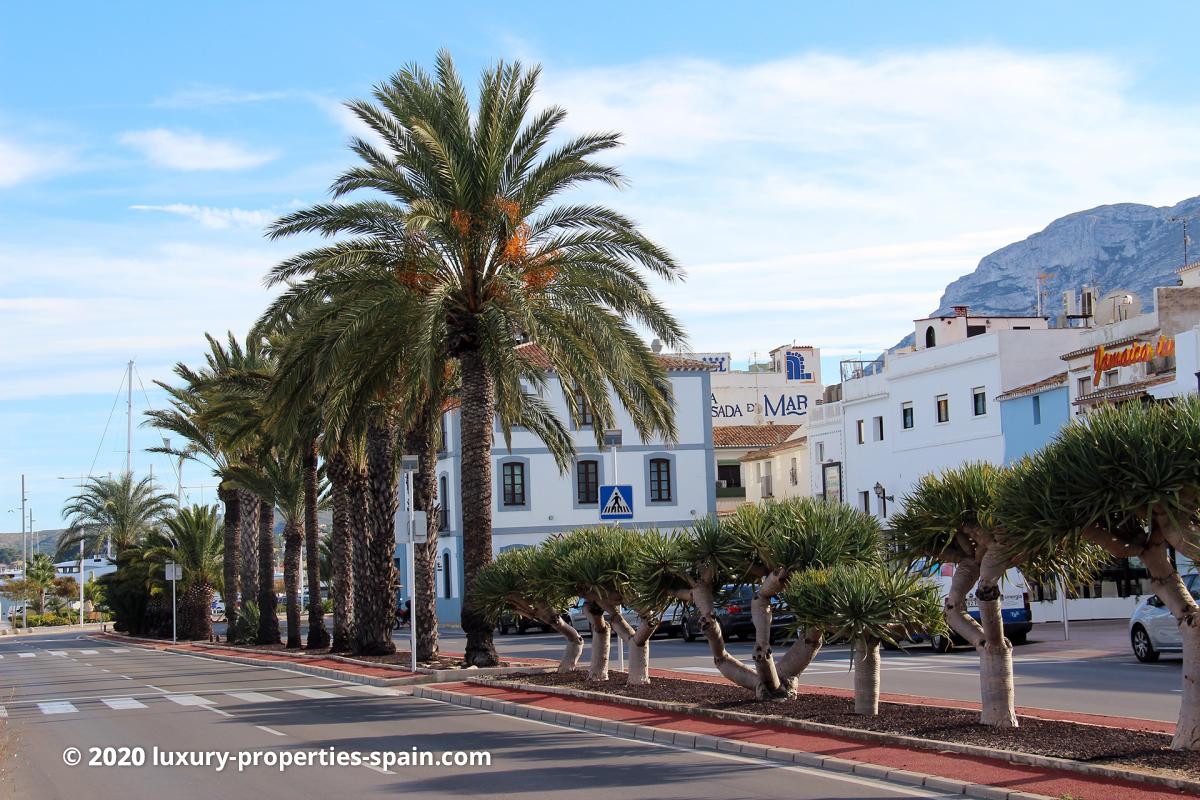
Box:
401;454;420;673
602;430;624;671
20;475;26;629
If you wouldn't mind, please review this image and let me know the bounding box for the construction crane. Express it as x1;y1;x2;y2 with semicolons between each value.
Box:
1036;272;1055;317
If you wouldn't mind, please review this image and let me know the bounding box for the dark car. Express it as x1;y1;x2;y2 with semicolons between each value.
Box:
496;609;567;635
682;585;794;643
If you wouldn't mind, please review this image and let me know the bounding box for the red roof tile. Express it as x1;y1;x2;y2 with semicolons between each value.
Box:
712;424;801;449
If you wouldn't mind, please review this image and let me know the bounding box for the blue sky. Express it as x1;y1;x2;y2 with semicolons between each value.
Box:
5;1;1200;529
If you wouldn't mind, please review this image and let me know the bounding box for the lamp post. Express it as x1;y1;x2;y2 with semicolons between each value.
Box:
59;476;87;626
601;430;624;671
20;476;26;629
401;454;420;673
872;482;894;518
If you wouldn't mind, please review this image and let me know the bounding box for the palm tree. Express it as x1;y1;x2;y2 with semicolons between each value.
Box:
59;473;174;556
147;332;272;642
784;564;943;715
264;52;686;666
998;397;1200;749
143;505;223;641
26;554;56;615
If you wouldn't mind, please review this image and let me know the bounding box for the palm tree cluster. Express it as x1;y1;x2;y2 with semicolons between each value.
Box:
472;499;944;714
140;50;684;665
892;396;1200;749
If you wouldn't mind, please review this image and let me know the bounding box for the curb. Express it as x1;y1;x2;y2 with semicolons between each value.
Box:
0;622;112;636
412;685;1054;800
475;677;1200;796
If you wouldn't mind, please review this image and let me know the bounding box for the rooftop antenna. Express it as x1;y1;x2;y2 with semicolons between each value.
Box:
1036;272;1055;317
1170;216;1191;267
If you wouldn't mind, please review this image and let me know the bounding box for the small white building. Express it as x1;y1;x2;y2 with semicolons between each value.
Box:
396;343;717;623
741;434;809;505
55;556;116;583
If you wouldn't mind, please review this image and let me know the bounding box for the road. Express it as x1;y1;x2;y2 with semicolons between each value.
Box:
0;631;949;799
467;627;1182;723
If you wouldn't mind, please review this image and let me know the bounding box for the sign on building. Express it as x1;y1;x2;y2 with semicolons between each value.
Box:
599;484;634;520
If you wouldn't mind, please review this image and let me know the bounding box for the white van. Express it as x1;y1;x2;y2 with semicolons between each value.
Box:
914;562;1033;652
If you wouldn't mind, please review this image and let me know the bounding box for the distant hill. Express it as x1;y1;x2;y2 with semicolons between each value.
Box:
0;529;65;562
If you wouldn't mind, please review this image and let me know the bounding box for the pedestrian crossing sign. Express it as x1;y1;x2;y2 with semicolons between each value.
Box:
599;484;634;520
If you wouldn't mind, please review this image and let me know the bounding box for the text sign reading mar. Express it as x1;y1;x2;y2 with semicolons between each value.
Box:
599;484;634;520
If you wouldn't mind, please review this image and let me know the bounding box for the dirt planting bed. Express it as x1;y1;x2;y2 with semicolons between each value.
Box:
515;670;1200;780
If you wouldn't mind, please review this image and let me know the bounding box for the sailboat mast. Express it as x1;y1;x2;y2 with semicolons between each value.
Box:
126;359;133;476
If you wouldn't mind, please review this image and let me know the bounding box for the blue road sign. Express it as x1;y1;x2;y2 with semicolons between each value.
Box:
599;484;634;520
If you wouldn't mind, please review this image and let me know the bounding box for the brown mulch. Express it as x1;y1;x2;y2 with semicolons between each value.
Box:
515;671;1200;780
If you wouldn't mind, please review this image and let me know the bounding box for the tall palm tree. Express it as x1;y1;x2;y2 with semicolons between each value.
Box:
143;505;223;641
147;332;272;641
59;473;175;556
264;52;686;665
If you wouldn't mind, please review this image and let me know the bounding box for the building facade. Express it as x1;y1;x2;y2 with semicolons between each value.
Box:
395;345;716;623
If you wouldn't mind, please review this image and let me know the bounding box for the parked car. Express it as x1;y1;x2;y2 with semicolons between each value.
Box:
909;563;1033;652
496;608;567;635
1130;573;1199;662
682;585;794;643
567;597;643;636
658;602;687;638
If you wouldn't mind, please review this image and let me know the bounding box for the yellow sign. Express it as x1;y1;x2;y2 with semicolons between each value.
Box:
1092;335;1175;387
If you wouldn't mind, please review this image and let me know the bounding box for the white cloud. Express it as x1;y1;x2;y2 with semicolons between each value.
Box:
536;48;1200;355
119;128;276;170
129;203;276;230
153;85;294;108
0;136;70;187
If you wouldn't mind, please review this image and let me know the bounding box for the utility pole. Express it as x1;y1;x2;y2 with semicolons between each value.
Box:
1170;216;1191;268
20;475;27;629
126;360;134;477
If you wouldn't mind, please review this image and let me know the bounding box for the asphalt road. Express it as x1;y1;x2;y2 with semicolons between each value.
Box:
0;631;950;800
468;628;1183;723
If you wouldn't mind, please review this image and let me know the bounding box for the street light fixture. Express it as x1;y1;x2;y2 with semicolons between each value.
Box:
400;454;420;673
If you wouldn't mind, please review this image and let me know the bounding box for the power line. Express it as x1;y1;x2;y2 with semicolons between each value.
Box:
87;367;130;478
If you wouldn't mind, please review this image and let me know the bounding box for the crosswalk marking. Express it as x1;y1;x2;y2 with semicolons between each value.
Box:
165;694;214;707
343;684;399;696
78;650;98;655
284;688;340;699
0;705;7;717
226;691;281;704
38;702;78;715
17;653;34;658
101;698;146;710
107;648;128;654
48;651;68;657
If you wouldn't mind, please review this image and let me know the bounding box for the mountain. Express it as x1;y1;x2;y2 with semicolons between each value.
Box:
929;195;1200;320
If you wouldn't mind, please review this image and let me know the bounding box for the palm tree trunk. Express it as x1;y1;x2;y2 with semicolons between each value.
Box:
411;421;440;662
238;490;259;614
283;518;302;649
328;450;354;653
354;415;398;656
459;349;498;667
853;637;881;715
216;485;240;643
304;439;329;649
256;499;280;644
350;459;372;652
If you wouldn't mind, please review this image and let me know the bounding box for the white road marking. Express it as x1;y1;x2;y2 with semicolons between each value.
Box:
165;694;214;706
145;685;166;692
255;725;286;736
0;705;7;718
100;669;111;673
101;697;146;710
283;688;340;699
17;653;35;658
363;764;394;775
226;691;281;704
120;675;132;680
78;650;98;655
343;684;401;696
47;651;68;657
202;706;234;718
106;648;129;653
38;702;78;715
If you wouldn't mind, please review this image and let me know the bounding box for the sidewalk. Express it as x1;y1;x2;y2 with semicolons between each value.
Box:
420;680;1195;800
1020;619;1131;659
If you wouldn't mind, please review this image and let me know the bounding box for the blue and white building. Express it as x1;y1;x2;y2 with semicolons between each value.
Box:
395;343;717;623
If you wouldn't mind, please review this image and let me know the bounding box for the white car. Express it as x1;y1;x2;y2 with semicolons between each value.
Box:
567;598;640;635
1130;573;1199;662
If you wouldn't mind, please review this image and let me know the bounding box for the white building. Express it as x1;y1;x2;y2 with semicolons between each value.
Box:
55;556;116;583
396;343;717;623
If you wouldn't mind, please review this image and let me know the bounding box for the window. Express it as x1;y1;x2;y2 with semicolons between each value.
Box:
815;441;825;462
442;551;452;598
649;458;672;502
936;394;949;423
856;419;866;444
901;402;914;430
761;462;774;498
1032;394;1042;425
1104;369;1118;388
438;475;449;530
858;490;870;512
501;462;526;507
717;463;741;488
925;326;936;348
574;390;594;428
1076;376;1091;397
789;457;798;486
972;387;987;416
439;418;448;452
873;415;884;441
576;459;600;505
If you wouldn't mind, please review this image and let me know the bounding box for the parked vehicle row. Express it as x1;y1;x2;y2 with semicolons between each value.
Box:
1130;573;1200;662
